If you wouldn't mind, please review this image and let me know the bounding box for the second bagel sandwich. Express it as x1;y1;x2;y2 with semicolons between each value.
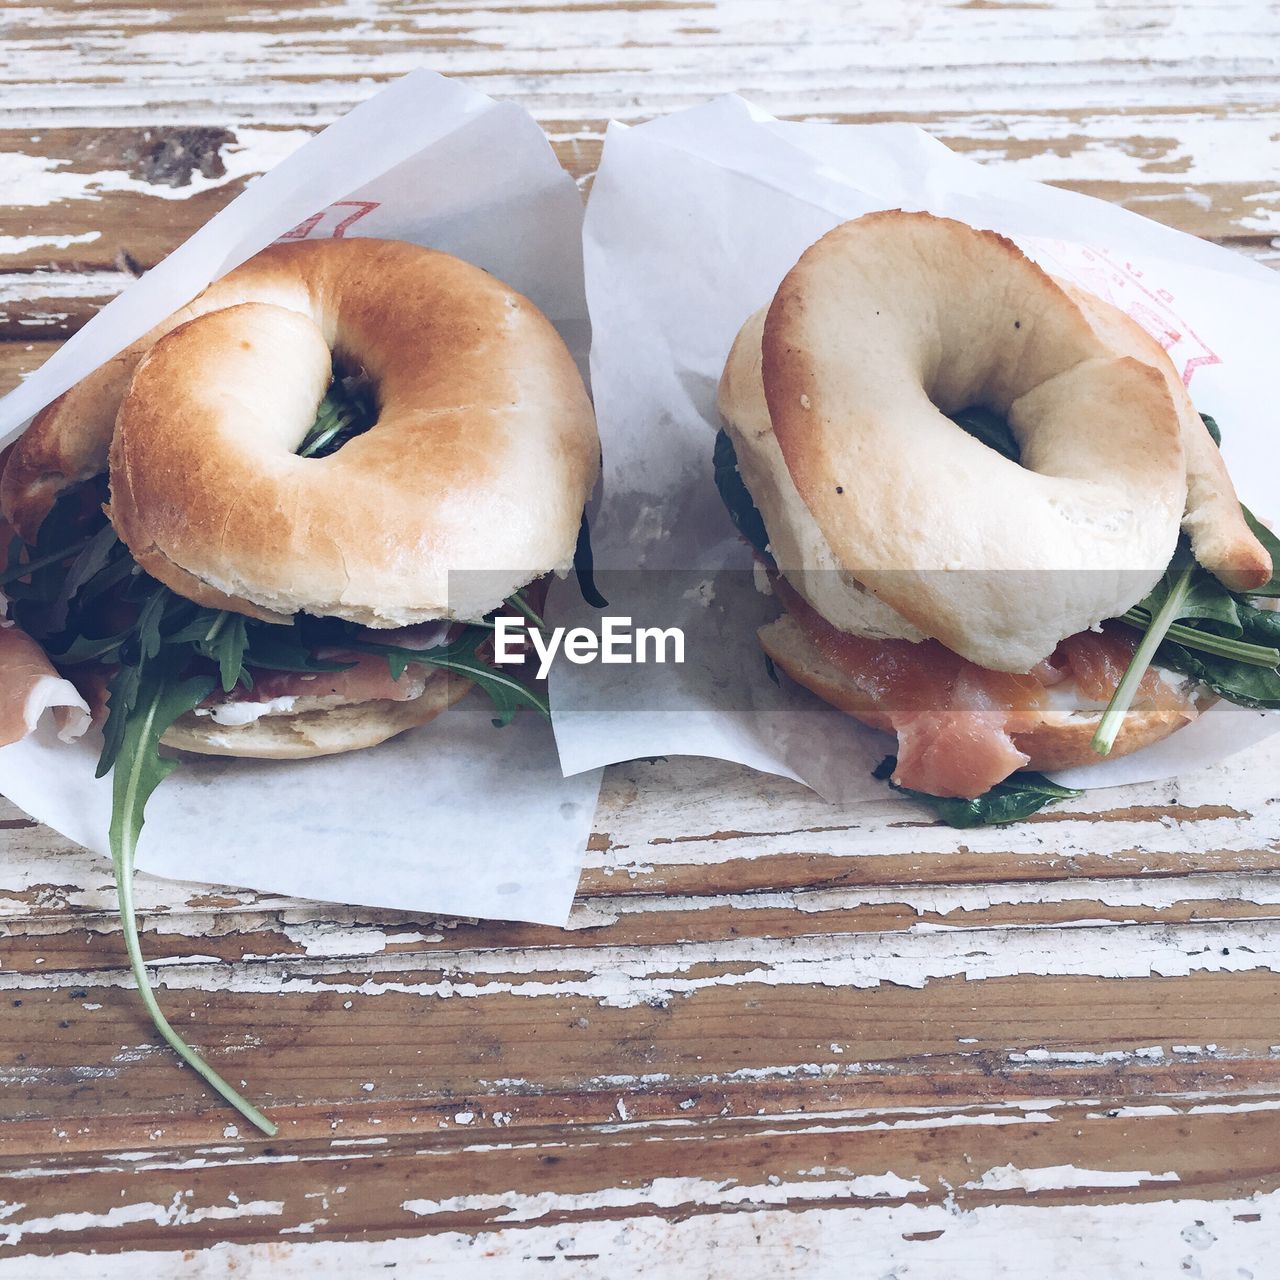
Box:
717;211;1280;817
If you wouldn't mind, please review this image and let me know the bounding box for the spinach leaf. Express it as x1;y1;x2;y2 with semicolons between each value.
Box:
949;406;1021;463
874;756;1082;827
712;408;1019;567
1135;547;1244;635
1201;411;1280;597
1152;638;1280;710
1096;412;1280;741
713;429;772;560
1242;506;1280;597
574;510;609;609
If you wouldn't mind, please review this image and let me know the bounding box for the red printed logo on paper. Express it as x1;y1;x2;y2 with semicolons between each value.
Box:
1028;239;1220;387
277;200;381;242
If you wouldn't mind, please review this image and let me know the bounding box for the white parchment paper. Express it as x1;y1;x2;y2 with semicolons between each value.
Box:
0;71;602;925
552;95;1280;801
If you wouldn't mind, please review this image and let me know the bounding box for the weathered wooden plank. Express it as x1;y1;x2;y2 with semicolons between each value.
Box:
3;103;1280;333
4;726;1280;926
3;1;1280;1266
3;0;1279;127
0;1086;1278;1256
1;0;1279;333
6;917;1280;1139
0;338;53;391
5;1190;1278;1279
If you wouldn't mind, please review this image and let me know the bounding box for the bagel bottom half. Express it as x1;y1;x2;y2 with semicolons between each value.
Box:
758;613;1210;778
161;670;473;761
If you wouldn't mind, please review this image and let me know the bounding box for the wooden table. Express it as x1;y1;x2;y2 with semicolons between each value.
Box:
3;2;1280;1273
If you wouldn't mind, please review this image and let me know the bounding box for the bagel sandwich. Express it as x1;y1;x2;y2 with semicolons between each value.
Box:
1;238;600;762
717;211;1280;818
0;237;602;1134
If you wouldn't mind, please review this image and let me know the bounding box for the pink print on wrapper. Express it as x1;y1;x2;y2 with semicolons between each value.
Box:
277;200;382;242
1028;239;1221;388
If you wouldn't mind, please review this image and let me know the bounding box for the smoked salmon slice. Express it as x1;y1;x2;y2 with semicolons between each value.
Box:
771;578;1192;798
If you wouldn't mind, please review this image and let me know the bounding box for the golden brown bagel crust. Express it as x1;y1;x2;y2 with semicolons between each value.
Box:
5;240;599;627
758;614;1206;775
1056;279;1271;592
161;669;472;760
1;257;320;542
758;210;1187;672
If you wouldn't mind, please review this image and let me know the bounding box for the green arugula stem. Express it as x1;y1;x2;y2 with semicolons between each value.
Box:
423;655;551;718
1120;608;1280;667
109;662;277;1137
296;386;366;460
506;590;547;633
114;846;278;1138
0;541;90;586
202;611;228;645
1092;564;1195;757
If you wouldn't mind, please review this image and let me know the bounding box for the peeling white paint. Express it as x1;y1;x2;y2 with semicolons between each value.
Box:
0;129;313;208
1009;1047;1166;1066
402;1170;930;1223
0;1195;284;1247
8;1188;1277;1276
965;1164;1180;1193
0;231;100;255
8;919;1279;1004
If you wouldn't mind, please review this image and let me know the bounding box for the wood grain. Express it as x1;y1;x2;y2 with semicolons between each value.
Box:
2;0;1280;1272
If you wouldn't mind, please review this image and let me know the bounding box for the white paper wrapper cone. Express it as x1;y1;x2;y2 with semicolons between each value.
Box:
0;70;601;925
551;95;1280;802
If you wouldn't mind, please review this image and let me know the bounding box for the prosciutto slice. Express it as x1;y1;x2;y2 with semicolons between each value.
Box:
0;625;91;746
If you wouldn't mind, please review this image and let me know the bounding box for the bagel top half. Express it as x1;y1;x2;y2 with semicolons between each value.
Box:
718;210;1269;673
2;239;600;628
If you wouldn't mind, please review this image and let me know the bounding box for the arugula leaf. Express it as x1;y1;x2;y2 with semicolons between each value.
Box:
98;659;143;778
199;612;250;693
1200;412;1222;446
874;756;1081;827
351;627;550;726
44;521;122;633
506;589;547;634
108;648;276;1136
11;465;558;1132
1239;603;1280;647
296;374;377;459
49;626;134;665
713;429;772;560
240;626;353;674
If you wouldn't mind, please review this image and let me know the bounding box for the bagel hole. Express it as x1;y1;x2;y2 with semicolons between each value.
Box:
948;405;1023;465
295;356;378;460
